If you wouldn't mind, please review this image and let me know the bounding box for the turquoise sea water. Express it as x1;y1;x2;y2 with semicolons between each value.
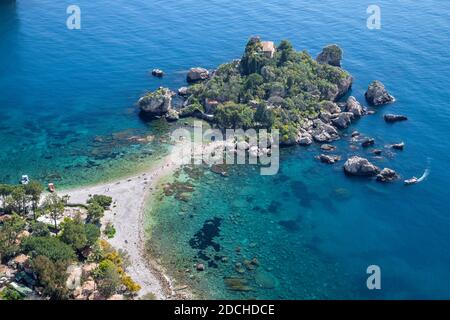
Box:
1;0;450;298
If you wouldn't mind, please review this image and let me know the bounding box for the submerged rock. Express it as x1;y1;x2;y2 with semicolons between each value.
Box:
344;156;380;176
362;138;375;148
365;80;395;105
316;44;343;67
317;154;341;164
372;149;383;155
384;114;408;122
320;144;336;151
196;263;205;271
376;168;399;182
224;277;253;292
187;67;210;83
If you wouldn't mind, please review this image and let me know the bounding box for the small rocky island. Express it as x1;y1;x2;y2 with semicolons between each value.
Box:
138;37;401;182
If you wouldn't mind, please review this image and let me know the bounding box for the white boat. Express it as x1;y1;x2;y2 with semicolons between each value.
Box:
404;177;418;185
20;175;30;185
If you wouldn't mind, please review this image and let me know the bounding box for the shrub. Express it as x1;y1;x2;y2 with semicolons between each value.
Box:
0;287;24;300
31;255;69;300
87;202;104;224
21;236;76;262
87;195;112;209
104;222;116;239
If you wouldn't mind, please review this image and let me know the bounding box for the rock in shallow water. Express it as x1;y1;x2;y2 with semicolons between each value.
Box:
365;80;395;105
345;96;365;117
187;67;210;83
316;44;343;67
384;114;408;122
344;156;380;176
376;168;399;182
317;154;341;164
362;138;375;148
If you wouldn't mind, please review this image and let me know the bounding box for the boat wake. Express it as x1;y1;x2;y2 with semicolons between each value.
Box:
404;158;431;185
417;168;430;183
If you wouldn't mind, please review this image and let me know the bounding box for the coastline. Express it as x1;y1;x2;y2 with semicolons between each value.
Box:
62;139;221;299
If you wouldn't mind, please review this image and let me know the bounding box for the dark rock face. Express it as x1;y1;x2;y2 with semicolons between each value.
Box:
317;154;341;164
336;74;353;101
384;114;408;122
187;67;210;83
316;44;343;67
392;142;405;150
331;112;353;129
365;80;395;105
138;87;174;117
362;138;375;148
376;168;399;182
321;144;336;151
151;69;164;77
372;149;383;155
344;156;380;176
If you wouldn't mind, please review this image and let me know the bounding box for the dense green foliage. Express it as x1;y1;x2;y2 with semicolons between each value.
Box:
183;38;350;143
31;255;70;299
87;194;113;209
21;236;76;262
0;214;26;262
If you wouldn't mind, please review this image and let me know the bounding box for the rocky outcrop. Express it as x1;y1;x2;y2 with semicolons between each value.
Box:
138;87;174;117
365;80;395;105
151;69;164;77
372;149;382;155
317;154;341;164
362;138;375;148
336;74;353;100
320;101;341;114
316;44;343;67
187;67;209;83
392;142;405;150
165;109;179;122
344;156;380;176
345;96;364;117
321;144;336;151
331;112;353;129
298;132;313;146
384;114;408;122
312;121;340;142
178;86;188;96
376;168;399;182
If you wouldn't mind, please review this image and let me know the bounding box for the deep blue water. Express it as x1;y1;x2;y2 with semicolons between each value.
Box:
1;0;450;298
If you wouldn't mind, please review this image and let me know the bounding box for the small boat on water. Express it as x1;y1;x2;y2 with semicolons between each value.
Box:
404;177;418;185
20;175;30;185
48;183;56;193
